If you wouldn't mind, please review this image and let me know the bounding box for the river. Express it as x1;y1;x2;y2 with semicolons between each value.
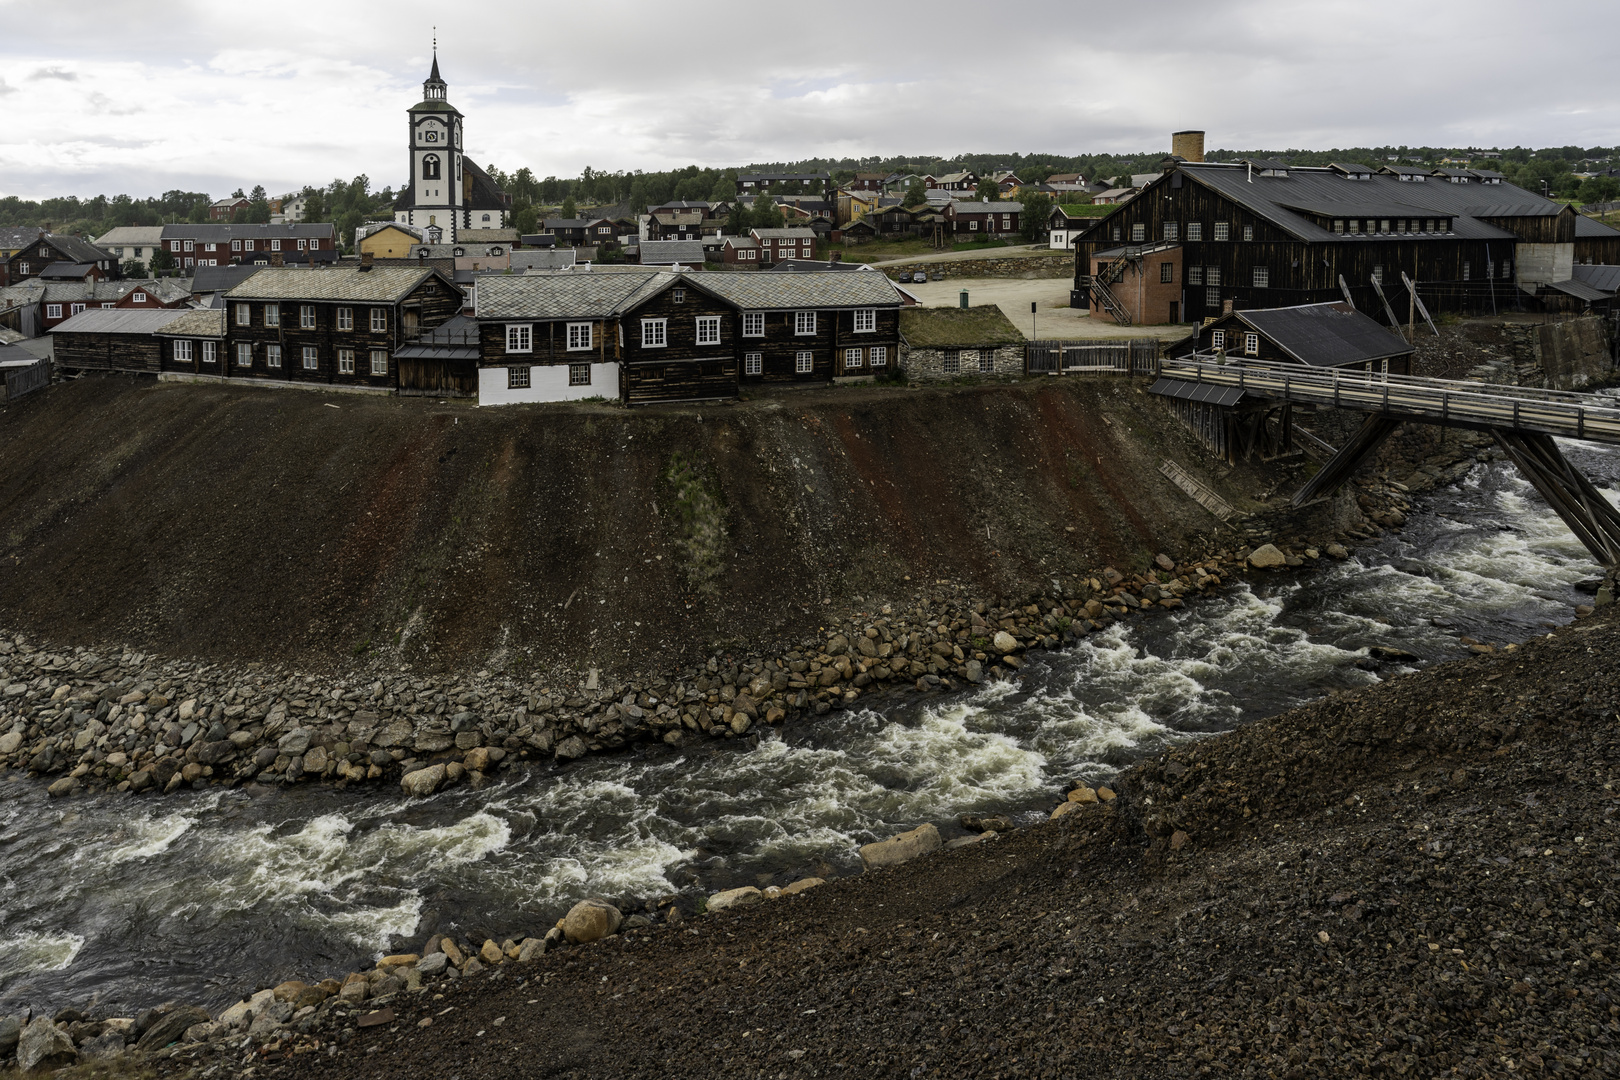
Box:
1;444;1615;1018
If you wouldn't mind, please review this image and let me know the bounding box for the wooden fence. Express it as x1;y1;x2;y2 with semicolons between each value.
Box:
2;358;49;404
1026;338;1161;376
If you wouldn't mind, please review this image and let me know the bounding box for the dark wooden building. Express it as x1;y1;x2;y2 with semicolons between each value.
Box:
1073;161;1584;322
160;224;338;271
1575;215;1620;266
222;264;460;390
946;201;1023;239
2;234;119;287
50;307;199;374
154;308;229;375
617;276;739;404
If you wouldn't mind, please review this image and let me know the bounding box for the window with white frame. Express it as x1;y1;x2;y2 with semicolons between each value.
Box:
1111;225;1122;242
794;311;816;335
101;302;114;308
231;240;241;252
70;303;85;315
235;303;250;327
1372;265;1384;285
853;309;875;332
641;318;667;347
566;322;592;351
370;350;387;375
338;349;355;374
508;366;530;389
1461;262;1471;281
202;341;216;364
672;288;685;304
506;324;532;353
1242;224;1254;241
133;292;147;303
1206;286;1221;307
1501;260;1512;279
264;305;280;327
870;346;887;368
1206;266;1222;287
1187;221;1203;241
1210;329;1226;349
795;350;812;373
569;363;591;386
244;239;254;251
968;221;979;231
1188;266;1204;286
183;240;194;252
696;316;721;345
742;312;764;336
298;239;308;251
237;343;253;366
266;344;282;368
942;351;960;374
844;347;863;368
270;239;281;252
744;352;762;375
1244;332;1260;356
1252;266;1269;288
1163;222;1179;241
1213;222;1230;241
370;308;387;332
1130;223;1146;242
302;346;318;370
46;304;61;319
979;351;995;373
174;340;193;363
337;307;352;331
1160;262;1174;284
170;241;181;252
300;305;315;329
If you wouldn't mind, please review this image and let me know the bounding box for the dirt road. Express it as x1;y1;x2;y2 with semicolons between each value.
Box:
901;276;1192;342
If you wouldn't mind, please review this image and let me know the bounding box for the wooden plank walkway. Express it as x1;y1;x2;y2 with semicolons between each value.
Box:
1159;459;1239;522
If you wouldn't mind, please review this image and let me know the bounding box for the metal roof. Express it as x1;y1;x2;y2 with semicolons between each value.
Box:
510;249;577;271
191;265;263;293
638;240;706;265
48;307;195;335
224;266;444;302
1571;264;1620;293
160;223;336;241
394;314;479;360
94;226;166;247
1225;302;1414;367
750;228;817;240
690;270;905;310
1575;215;1620;238
1149;377;1248;407
152;308;227;337
1545;278;1611;303
949;201;1024;214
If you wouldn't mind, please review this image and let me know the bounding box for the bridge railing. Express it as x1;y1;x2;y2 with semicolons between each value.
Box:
1156;357;1620;445
1027;339;1160;376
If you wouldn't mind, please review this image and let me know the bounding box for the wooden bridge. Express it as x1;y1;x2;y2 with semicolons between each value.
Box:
1154;356;1620;565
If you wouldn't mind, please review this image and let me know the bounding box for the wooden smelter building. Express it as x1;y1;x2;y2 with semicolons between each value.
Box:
1156;301;1414;461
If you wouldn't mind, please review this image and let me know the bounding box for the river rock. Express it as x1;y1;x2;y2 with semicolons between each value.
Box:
400;763;446;797
964;660;983;683
440;939;466;967
303;745;329;775
517;938;547;963
563;898;623;944
135;1006;210;1053
338;976;368;1005
555;735;588;761
1068;785;1099;804
859;823;942;870
462;746;502;772
18;1018;77;1071
1050;800;1084;820
778;877;825;897
417;952;448;976
194;739;237;766
1248;544;1287;569
479;939;504;965
247;1000;293;1038
707;886;764;913
1325;543;1349;559
48;776;78;798
277;728;312;757
0;1014;20;1057
0;731;23;755
272;980;309;1003
79;1030;127;1060
991;631;1019;654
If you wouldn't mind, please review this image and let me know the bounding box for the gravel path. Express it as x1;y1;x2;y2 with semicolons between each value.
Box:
236;609;1620;1080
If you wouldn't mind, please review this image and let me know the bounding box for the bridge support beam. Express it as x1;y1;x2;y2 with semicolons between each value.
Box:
1491;430;1620;567
1291;415;1402;506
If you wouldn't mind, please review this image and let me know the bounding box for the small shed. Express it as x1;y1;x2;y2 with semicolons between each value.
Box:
1;341;49;403
50;307;198;374
898;306;1025;382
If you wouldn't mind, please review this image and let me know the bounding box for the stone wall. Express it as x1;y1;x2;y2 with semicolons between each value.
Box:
900;343;1024;382
882;253;1073;282
1532;317;1614;390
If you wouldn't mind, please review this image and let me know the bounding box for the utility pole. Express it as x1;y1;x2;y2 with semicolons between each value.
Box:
1031;301;1037;341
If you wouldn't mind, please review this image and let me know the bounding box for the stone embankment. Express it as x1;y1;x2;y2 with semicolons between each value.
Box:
878;252;1073;281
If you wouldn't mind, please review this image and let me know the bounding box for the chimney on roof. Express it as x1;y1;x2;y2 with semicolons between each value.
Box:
271;253;284;267
1172;130;1205;163
360;251;374;272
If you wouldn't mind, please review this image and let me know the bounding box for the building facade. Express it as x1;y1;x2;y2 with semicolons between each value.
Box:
391;51;511;242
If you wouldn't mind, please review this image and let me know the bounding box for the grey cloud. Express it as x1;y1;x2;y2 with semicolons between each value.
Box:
0;78;15;96
30;66;78;81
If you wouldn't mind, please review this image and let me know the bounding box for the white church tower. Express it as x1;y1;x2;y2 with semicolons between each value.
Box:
394;46;509;243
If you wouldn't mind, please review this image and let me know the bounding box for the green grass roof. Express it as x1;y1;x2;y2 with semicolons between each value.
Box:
900;305;1025;348
1058;203;1113;217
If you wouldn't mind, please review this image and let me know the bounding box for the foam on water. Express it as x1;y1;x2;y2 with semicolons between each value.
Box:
0;933;84;980
103;813;198;866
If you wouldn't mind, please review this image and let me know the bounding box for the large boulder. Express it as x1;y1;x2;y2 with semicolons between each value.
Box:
1247;544;1287;569
18;1018;78;1071
992;631;1019;654
706;886;763;913
0;1014;21;1058
135;1006;211;1053
79;1030;128;1060
562;898;623;944
859;823;942;870
400;763;446;797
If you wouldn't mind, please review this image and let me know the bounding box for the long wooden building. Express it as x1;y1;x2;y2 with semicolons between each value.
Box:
1072;160;1611;322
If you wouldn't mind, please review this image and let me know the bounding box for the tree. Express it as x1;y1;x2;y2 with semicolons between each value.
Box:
1112;175;1132;189
750;193;783;230
709;176;737;203
512;204;539;236
975;178;1001;202
1019;192;1053;242
902;177;927;209
725;200;749;235
560;196;577;219
121;258;147;277
1578;176;1619;205
149;246;176;273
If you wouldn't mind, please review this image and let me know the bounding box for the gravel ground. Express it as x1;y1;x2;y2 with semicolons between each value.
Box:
898;277;1190;342
223;608;1620;1080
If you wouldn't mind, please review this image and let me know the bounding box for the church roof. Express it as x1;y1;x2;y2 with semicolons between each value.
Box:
463;160;511;212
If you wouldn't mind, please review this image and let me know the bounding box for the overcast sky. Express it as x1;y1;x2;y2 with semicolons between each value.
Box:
2;0;1617;202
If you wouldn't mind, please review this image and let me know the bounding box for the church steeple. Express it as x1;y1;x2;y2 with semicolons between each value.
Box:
423;35;447;101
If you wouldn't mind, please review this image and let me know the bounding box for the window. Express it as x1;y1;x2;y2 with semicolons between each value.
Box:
204;243;216;253
1502;260;1513;280
337;307;353;331
505;324;532;353
237;343;253;366
235;303;250;327
1372;265;1384;285
942;351;960;375
742;312;764;337
844;347;863;368
1186;222;1203;241
1111;225;1122;242
298;240;308;251
1130;223;1146;242
671;288;686;304
870;346;887;368
598;226;610;235
202;341;216;365
264;305;280;327
101;302;114;308
423;154;441;180
1252;266;1269;288
1206;286;1221;307
15;262;27;275
183;240;194;252
507;366;530;389
569;364;591;386
266;344;281;368
1210;329;1226;349
1461;262;1471;281
270;240;281;252
370;350;387;375
231;240;241;251
337;349;355;374
968;221;978;231
370;308;387;332
1206;267;1222;287
1160;262;1174;284
174;340;193;362
1213;222;1230;241
1242;224;1254;241
300;305;315;329
1244;332;1260;357
744;352;762;375
1163;222;1179;241
696;316;721;345
794;311;816;335
170;241;181;252
70;303;85;315
795;351;813;373
979;350;995;373
566;322;593;351
1187;266;1204;286
641;318;667;347
1333;220;1345;233
46;304;61;319
302;346;318;370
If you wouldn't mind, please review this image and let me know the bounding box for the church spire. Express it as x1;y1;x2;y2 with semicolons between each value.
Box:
423;31;447;101
429;30;440;82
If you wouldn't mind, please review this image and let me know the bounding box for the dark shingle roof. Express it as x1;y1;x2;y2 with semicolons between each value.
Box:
1229;302;1414;367
692;271;905;310
475;268;669;319
224;266;445;302
48;308;196;335
160;223;336;241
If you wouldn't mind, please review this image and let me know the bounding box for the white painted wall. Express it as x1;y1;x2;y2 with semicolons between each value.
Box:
478;362;619;405
1514;243;1573;287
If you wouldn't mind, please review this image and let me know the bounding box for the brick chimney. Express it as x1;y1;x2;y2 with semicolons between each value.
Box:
360;251;374;272
271;252;284;267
